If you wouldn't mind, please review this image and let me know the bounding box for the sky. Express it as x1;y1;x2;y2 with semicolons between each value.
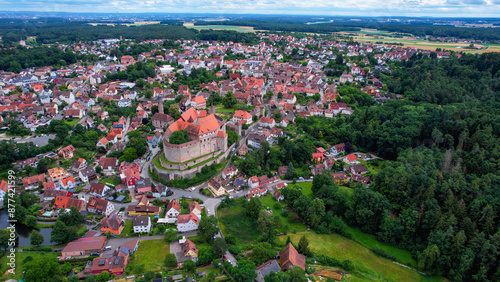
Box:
1;0;500;17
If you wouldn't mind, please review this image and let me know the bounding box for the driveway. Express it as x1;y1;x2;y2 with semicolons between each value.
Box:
170;241;191;263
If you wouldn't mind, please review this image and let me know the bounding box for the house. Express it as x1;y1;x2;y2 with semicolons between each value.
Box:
332;172;348;185
22;174;45;190
181;239;199;262
331;143;345;156
349;164;369;175
99;157;119;174
177;212;199;232
189;201;202;219
133;216;151;233
152;113;174;129
241;175;259;190
43;190;72;201
53;196;85;211
232;110;253;124
153;184;169;198
70;158;87;173
273;191;284;201
147;132;162;147
352;175;371;186
121;168;140;188
238;144;249;156
89;183;111;197
48;167;68;182
278;166;288;177
343;153;357;165
280;243;305;271
60;176;76;189
79;167;97;183
260;117;276;128
312;152;325;163
275;182;287;190
222;165;238;180
127;204;162;216
166;199;181;218
59;145;75;159
135;178;152;195
246;185;268;200
191;95;206;109
61;236;107;257
100;214;125;235
233;177;246;189
208;178;226;197
87;197;115;216
256;260;281;282
43;181;56;191
91;254;129;276
118;98;131;108
312;164;326;175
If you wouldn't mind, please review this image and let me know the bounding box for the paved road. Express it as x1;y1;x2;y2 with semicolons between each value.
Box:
0;134;56;146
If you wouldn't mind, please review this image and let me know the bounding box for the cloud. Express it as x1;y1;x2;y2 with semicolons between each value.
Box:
462;0;487;4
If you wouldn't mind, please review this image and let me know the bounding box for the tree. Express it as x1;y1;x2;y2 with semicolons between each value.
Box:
0;229;10;250
37;157;50;173
231;259;257;282
199;215;219;242
222;91;237;109
61;262;73;275
311;174;333;194
285;162;295;180
418;244;440;271
252;242;276;265
165;253;177;267
211;237;228;258
30;230;44;246
169;130;190;144
50;220;78;244
25;215;37;228
197;245;216;265
297;235;310;256
164;228;177;242
183;259;196;273
122;147;138;162
58;206;84;226
258;210;280;243
96;270;112;281
246;197;263;219
24;255;60;282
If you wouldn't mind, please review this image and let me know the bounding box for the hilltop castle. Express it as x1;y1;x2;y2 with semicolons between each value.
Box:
163;107;228;163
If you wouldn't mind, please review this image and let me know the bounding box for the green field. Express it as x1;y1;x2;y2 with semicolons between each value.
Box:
183;23;255;33
261;195;307;233
278;233;442;282
0;252;58;281
292;181;354;198
218;204;261;244
117;220;133;238
130;239;170;273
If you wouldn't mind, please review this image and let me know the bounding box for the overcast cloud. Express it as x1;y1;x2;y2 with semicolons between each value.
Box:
0;0;499;17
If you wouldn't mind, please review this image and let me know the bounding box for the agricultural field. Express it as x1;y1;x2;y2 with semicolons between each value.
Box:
278;233;443;282
183;23;256;33
339;28;500;53
129;239;170;273
218;203;261;244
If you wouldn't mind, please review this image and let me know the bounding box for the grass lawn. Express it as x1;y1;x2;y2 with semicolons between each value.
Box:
292;182;313;198
347;226;417;267
117;220;133;238
130;239;170;273
278;232;442;282
218;203;261;244
0;252;58;281
261;195;307;233
63;118;82;127
100;176;121;187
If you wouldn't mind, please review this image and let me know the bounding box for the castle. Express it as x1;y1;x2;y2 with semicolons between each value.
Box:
162;107;228;163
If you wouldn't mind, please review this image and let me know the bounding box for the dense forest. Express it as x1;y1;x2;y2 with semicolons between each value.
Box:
284;52;500;281
196;20;500;41
0;46;98;72
0;20;258;45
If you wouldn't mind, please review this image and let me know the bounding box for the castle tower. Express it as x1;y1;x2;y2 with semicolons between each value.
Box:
235;121;242;137
260;105;266;117
216;131;228;152
158;101;164;114
209;105;216;115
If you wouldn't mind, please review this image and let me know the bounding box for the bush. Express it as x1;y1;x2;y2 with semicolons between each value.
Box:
228;244;242;255
165;254;177;267
281;210;289;217
273;203;282;210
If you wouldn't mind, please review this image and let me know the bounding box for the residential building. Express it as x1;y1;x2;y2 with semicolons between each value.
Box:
53;196;85;211
59;145;75;159
100;214;125;235
232;110;253;124
89;183;111;197
177;212;199;232
61;236;107;257
332;172;348;185
280;243;305;271
127;205;162;216
133;216;151;233
189;201;202;219
87;197;115;216
166;199;181;218
79;167;97;183
22;174;45;190
181;239;199;262
256;260;281;282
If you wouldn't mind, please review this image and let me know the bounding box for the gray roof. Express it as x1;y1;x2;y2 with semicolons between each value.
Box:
256;259;281;277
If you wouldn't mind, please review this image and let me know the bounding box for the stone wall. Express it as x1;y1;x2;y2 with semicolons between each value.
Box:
159;150;219;170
